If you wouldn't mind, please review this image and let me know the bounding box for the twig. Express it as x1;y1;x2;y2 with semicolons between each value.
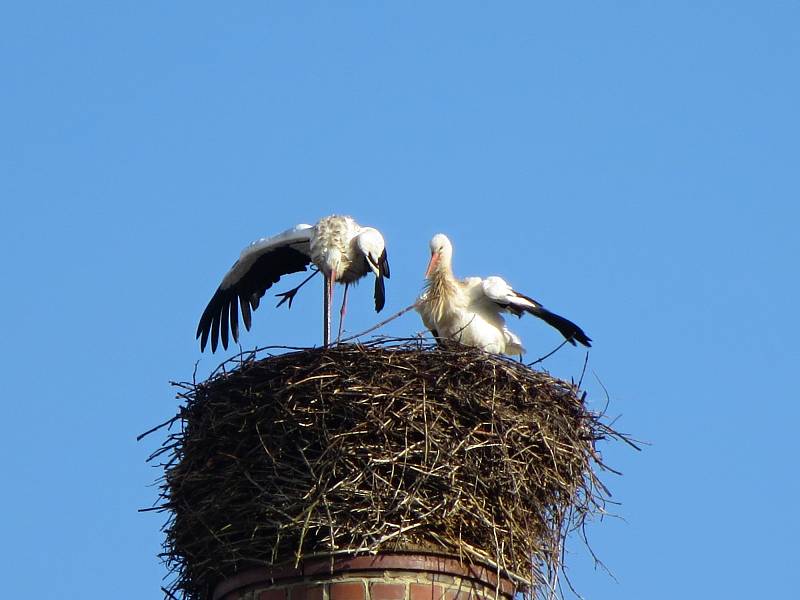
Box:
137;414;182;442
527;339;569;366
577;351;590;389
338;302;418;343
161;586;180;600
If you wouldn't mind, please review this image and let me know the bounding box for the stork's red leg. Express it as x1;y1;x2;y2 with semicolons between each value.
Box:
336;283;350;343
275;269;320;308
323;275;331;347
323;271;336;347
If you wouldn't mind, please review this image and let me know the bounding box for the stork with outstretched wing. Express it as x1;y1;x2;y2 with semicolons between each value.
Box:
197;215;390;352
417;233;589;355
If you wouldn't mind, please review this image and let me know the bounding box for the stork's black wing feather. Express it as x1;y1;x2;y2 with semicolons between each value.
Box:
498;290;591;348
379;248;390;279
229;297;239;343
239;295;252;331
525;304;592;347
372;249;390;312
374;276;385;312
197;245;311;352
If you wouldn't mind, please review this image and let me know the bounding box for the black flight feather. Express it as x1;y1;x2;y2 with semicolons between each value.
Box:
197;245;311;352
526;305;592;347
239;296;252;331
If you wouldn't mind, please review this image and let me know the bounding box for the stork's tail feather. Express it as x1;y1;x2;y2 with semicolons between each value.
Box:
528;305;592;347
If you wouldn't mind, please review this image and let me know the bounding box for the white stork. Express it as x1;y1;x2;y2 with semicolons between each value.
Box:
416;233;590;355
196;215;390;352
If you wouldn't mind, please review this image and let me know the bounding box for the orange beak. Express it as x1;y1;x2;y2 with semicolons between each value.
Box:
425;253;438;278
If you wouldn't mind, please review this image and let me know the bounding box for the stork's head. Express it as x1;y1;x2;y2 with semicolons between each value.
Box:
426;233;453;278
357;227;390;279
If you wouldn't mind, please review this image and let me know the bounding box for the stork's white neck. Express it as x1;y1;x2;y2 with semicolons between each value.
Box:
425;241;461;321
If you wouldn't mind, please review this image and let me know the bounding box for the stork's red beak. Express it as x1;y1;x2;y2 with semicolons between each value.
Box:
425;253;438;278
329;268;337;307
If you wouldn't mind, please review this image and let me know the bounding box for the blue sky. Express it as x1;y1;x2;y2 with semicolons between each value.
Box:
2;3;798;598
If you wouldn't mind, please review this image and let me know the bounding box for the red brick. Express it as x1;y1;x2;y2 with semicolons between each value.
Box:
409;583;445;600
261;588;287;600
370;582;406;600
330;582;366;600
291;584;325;600
444;588;473;600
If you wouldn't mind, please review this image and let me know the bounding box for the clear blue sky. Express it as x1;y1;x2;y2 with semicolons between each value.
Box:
2;3;797;598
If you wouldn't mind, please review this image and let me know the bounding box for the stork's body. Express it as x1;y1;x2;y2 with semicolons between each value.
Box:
417;234;590;355
197;215;389;352
308;216;390;345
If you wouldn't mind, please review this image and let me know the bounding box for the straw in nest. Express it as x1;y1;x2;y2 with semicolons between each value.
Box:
144;340;631;600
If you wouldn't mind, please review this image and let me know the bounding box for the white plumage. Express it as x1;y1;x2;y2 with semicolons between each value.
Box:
197;215;390;352
417;233;590;355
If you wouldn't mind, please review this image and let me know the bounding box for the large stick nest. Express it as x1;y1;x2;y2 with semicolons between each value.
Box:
147;340;627;599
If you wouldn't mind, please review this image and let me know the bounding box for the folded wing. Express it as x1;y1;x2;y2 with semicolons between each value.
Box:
355;228;391;312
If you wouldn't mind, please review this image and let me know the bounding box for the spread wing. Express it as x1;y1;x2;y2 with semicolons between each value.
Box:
196;225;313;352
481;276;592;347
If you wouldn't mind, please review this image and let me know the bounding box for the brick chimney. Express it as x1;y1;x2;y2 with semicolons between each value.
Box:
213;553;518;600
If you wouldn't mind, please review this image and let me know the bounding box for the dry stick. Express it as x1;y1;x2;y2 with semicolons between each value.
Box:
208;344;311;378
577;350;590;389
527;339;570;367
446;313;478;347
161;586;180;600
593;370;612;418
580;518;617;581
547;507;568;600
137;414;182;442
338;302;418;343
